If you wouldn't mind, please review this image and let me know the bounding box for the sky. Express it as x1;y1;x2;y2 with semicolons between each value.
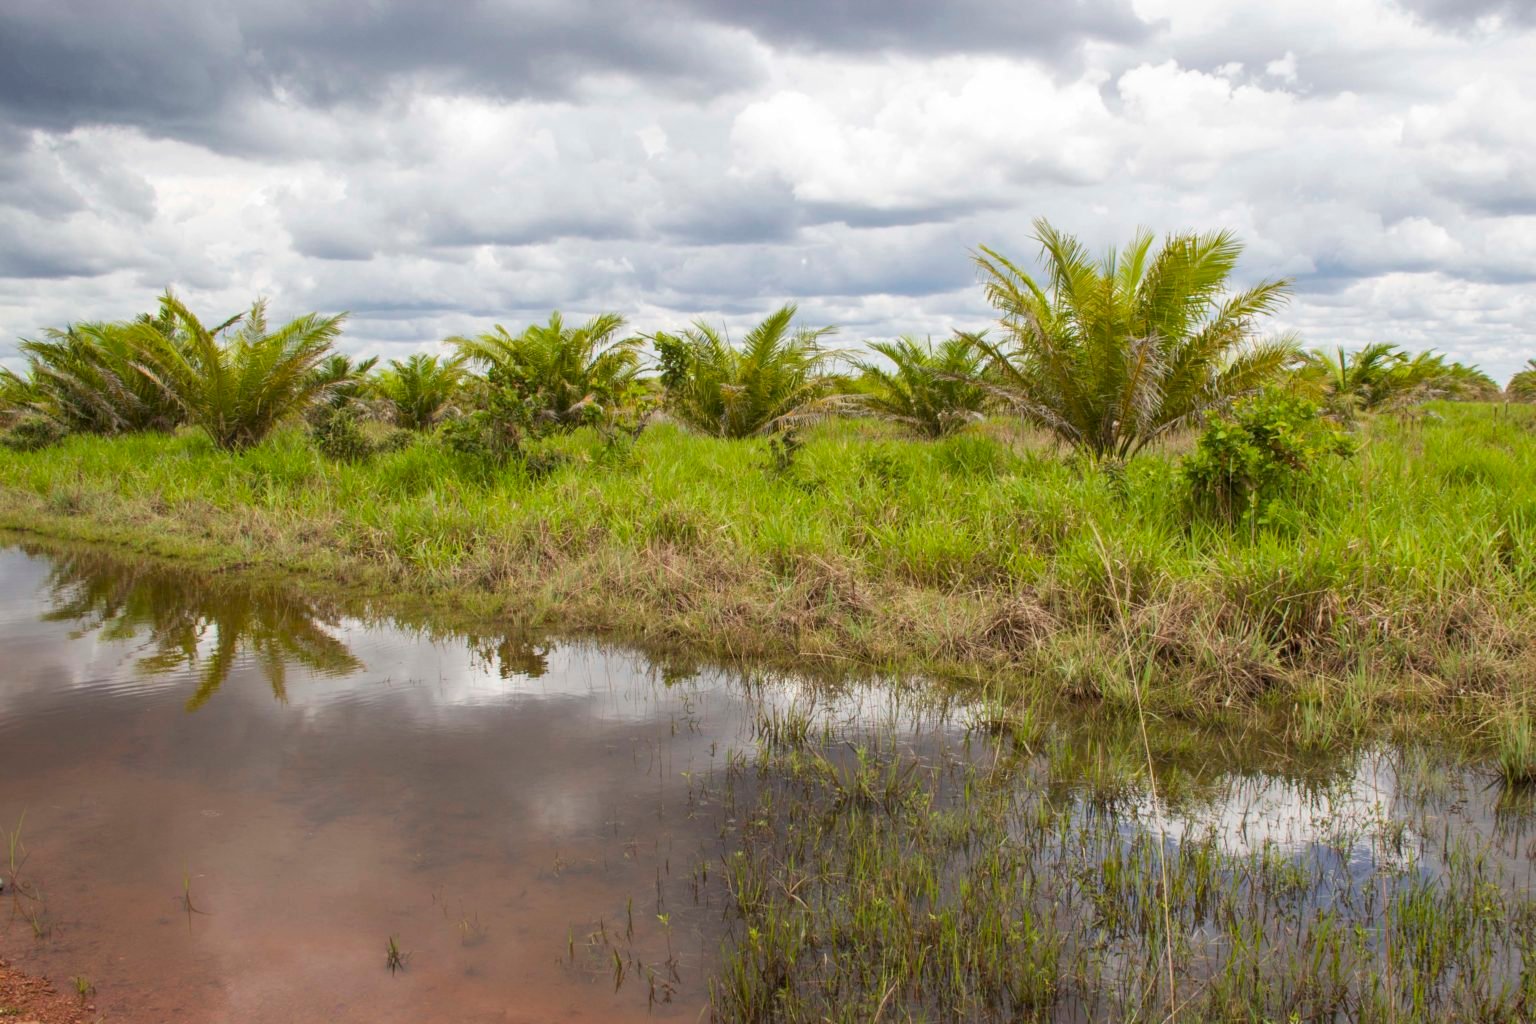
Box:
1;0;1533;379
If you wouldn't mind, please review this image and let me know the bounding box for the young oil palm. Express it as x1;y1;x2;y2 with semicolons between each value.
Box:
850;334;989;438
1439;360;1500;400
1293;344;1488;413
972;220;1295;458
1509;359;1536;401
308;353;379;412
376;353;464;430
13;320;184;435
450;312;641;429
1396;352;1498;402
131;291;347;451
0;366;39;429
651;305;837;438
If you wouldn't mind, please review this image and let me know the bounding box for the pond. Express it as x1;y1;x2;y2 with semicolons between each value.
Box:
1;540;1533;1022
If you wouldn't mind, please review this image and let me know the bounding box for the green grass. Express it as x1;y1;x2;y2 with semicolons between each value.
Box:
688;727;1536;1023
2;402;1535;741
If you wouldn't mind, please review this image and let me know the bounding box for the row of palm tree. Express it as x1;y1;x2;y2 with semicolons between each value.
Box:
2;220;1527;456
1290;343;1498;417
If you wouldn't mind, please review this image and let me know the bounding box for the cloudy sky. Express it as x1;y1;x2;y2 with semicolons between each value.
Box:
1;0;1533;378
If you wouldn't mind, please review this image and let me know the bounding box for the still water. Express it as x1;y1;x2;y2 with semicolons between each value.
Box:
0;542;768;1021
0;540;1532;1022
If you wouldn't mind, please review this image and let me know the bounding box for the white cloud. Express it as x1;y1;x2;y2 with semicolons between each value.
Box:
1265;51;1299;82
1;0;1534;379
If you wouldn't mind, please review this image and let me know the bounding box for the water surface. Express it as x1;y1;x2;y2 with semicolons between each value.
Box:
1;541;1532;1021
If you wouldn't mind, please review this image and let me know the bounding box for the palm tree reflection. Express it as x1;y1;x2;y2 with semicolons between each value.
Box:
38;548;361;710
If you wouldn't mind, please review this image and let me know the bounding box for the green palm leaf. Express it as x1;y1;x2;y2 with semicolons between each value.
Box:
650;305;838;438
974;220;1294;458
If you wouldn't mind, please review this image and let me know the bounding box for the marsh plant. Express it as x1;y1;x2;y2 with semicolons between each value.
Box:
680;720;1536;1023
386;935;410;974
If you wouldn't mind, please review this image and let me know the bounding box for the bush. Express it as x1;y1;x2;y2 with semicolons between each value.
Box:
309;406;375;463
1;415;66;452
1183;390;1354;522
440;404;525;468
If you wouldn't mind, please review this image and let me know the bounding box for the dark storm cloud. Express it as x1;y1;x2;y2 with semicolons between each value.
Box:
1393;0;1536;26
0;213;125;279
0;2;251;137
0;0;757;144
0;127;82;218
0;0;1151;147
677;0;1152;58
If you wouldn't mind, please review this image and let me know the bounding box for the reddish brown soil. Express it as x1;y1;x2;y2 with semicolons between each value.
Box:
0;959;91;1024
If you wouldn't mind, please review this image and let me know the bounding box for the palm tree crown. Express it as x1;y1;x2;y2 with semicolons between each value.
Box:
1293;344;1496;414
972;219;1295;458
851;334;989;438
132;291;347;451
13;319;184;435
1508;359;1536;402
376;353;464;430
450;312;641;428
652;305;837;438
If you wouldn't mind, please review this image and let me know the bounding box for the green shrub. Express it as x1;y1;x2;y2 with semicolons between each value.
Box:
1183;390;1354;522
309;406;374;463
376;429;415;454
1;415;67;452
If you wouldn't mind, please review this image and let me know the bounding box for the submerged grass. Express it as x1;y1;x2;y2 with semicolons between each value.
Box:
2;402;1536;739
690;715;1536;1022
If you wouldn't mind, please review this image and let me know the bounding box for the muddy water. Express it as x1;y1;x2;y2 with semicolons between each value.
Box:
2;541;1534;1021
0;542;798;1022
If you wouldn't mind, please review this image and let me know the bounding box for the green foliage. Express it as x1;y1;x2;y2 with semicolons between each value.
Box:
307;353;379;415
438;365;542;469
1183;390;1355;522
1;415;67;452
972;219;1295;458
376;353;463;430
1292;344;1494;416
309;405;375;463
0;366;38;427
850;333;989;438
1508;359;1536;402
761;429;803;477
13;318;185;435
131;291;347;451
450;312;640;430
651;304;837;438
1438;359;1501;401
